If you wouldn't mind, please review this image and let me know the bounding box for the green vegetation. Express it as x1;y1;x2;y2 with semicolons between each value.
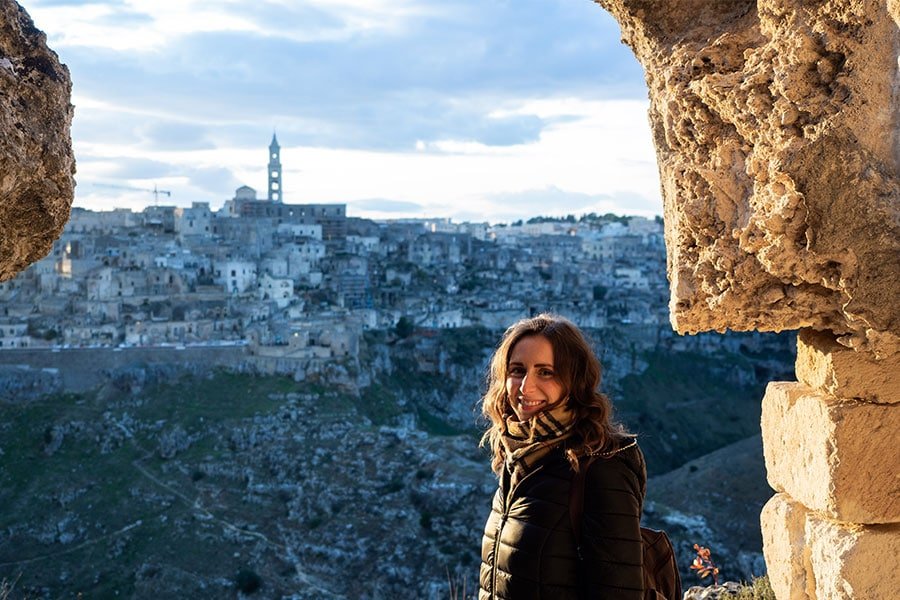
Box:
415;406;465;436
617;349;766;475
0;372;306;596
394;316;415;339
135;370;296;424
234;568;263;594
359;382;405;425
440;326;494;369
522;212;631;226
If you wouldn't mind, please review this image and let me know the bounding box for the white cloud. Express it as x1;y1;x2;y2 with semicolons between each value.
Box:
33;0;658;222
23;0;436;52
75;96;660;222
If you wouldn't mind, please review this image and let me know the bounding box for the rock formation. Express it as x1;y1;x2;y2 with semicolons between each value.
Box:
0;0;74;282
594;1;899;598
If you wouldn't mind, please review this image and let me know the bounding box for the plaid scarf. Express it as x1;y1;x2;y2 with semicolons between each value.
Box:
501;402;576;487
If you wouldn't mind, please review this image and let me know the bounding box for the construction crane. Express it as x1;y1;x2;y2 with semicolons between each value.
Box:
93;183;173;205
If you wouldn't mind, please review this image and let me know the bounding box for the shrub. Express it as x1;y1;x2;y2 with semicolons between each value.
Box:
234;568;262;594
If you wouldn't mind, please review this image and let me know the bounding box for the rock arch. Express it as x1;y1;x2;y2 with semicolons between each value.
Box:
593;1;899;597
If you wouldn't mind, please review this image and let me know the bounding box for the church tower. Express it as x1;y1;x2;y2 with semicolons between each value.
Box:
267;133;282;203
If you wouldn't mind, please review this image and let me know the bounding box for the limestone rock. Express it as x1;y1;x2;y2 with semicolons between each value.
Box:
0;0;74;282
682;582;745;600
796;328;900;402
594;0;900;351
763;492;900;600
806;511;900;600
761;493;812;600
761;382;900;523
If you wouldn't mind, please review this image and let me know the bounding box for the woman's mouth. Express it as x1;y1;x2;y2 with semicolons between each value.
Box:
518;397;546;410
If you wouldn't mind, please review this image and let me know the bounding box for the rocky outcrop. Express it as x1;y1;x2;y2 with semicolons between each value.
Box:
594;2;899;598
595;0;899;353
0;0;74;282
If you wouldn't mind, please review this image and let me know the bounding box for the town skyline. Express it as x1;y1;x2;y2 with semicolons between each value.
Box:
18;0;662;222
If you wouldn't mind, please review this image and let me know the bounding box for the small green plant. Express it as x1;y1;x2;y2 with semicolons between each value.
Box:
690;544;720;585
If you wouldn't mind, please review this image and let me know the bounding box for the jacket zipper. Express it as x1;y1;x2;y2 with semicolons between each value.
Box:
491;469;511;598
491;460;548;598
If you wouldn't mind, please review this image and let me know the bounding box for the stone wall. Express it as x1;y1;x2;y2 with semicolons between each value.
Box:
594;1;899;597
0;0;74;282
760;332;900;598
0;347;247;394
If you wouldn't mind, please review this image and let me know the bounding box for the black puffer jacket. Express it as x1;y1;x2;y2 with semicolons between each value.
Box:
479;441;646;599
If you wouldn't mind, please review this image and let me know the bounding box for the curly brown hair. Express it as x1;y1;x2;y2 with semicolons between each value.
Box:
480;313;631;475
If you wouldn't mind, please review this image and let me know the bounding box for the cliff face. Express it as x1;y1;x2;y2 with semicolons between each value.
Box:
596;0;899;353
594;3;900;598
0;0;74;282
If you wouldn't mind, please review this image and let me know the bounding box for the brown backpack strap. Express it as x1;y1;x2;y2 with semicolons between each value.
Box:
568;440;635;553
568;441;681;600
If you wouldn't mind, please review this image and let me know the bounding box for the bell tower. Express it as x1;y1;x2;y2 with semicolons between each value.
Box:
267;133;282;203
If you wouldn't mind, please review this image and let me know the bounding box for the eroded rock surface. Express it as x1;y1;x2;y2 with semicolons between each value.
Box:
595;0;899;353
0;0;74;282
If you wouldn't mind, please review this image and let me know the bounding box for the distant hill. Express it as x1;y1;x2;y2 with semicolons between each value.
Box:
644;435;772;585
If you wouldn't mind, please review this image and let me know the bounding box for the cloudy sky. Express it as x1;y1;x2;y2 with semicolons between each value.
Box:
21;0;659;223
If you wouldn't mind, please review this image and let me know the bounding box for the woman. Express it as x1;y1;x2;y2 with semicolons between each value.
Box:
479;314;646;599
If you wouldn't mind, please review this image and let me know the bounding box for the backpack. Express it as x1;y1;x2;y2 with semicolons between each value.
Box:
569;453;682;600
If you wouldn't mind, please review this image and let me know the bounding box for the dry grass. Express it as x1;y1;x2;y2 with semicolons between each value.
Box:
733;576;775;599
0;575;21;600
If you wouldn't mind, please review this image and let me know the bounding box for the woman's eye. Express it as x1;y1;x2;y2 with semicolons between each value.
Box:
539;369;555;377
508;367;524;376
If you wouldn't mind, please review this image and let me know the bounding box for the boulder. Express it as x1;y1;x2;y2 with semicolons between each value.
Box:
761;382;900;523
0;0;74;282
593;0;900;353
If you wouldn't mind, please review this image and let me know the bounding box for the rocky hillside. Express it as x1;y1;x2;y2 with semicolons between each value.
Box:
645;435;772;586
0;372;493;598
0;327;793;597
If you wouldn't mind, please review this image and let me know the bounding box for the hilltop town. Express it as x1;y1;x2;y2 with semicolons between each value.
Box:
0;137;670;376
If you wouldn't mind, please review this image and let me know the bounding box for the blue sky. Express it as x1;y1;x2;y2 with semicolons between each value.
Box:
21;0;660;222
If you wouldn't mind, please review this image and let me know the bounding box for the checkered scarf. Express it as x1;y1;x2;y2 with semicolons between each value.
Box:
501;401;576;487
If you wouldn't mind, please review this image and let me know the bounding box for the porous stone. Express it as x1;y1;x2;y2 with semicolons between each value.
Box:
760;493;813;600
0;0;75;282
806;512;900;600
594;0;900;352
796;329;900;403
761;382;900;523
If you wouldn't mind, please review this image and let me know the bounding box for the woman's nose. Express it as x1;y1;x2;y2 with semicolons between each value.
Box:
520;373;535;394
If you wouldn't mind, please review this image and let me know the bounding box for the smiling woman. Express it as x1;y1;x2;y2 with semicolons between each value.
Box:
479;314;646;599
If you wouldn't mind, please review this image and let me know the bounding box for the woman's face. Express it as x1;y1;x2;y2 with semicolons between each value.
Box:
505;335;565;421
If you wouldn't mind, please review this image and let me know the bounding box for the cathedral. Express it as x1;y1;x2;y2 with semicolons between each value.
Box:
223;135;347;241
